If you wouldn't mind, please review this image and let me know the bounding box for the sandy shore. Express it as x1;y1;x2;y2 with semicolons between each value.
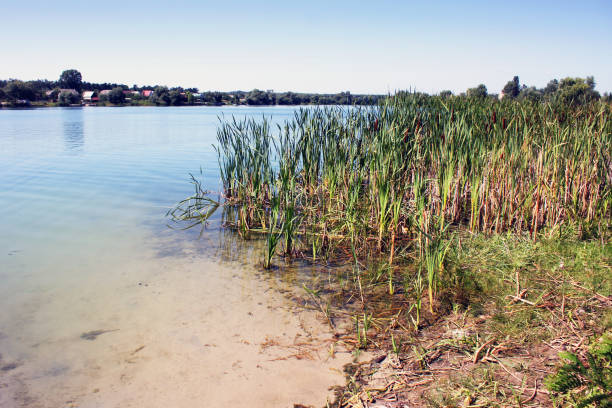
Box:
0;246;355;408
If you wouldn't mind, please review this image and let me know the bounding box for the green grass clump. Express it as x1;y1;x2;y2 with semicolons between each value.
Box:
446;232;610;341
546;332;611;407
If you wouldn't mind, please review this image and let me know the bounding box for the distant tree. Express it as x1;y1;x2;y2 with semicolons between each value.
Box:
158;94;171;105
439;90;453;98
59;69;83;91
602;92;612;103
519;86;543;103
336;91;352;104
3;80;37;100
466;84;488;99
169;90;183;106
318;95;335;104
278;92;300;105
150;86;170;105
108;87;125;104
202;91;223;105
557;76;600;106
586;76;595;89
214;92;223;105
355;94;382;105
543;79;559;95
246;89;272;105
153;86;168;95
58;90;80;106
22;79;55;96
502;76;520;99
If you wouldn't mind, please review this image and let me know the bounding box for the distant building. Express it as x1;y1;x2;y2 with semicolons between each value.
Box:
141;90;154;98
82;91;97;102
99;90;112;96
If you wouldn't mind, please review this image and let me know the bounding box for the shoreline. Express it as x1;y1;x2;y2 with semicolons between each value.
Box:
0;240;361;408
0;102;367;109
303;235;611;407
2;94;609;407
178;95;611;407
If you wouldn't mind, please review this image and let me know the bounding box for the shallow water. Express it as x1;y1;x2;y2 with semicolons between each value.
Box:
0;107;352;407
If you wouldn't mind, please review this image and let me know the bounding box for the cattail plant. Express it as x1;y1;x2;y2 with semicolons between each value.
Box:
173;94;611;309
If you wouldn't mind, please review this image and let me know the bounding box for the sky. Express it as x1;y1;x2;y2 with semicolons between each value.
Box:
2;0;611;94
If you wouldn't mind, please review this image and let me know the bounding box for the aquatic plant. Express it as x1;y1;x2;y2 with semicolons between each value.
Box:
170;95;611;407
217;95;610;248
167;171;219;231
263;196;282;269
178;93;611;309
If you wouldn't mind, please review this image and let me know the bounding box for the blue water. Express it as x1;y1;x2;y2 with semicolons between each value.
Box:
0;105;355;408
0;106;299;257
0;106;297;364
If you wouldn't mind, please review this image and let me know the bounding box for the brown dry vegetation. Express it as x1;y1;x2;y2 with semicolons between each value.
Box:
316;237;610;407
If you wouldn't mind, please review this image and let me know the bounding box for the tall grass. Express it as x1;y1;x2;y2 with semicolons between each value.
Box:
218;95;609;240
185;94;611;307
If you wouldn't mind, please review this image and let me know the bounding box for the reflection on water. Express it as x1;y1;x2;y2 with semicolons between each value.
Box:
62;108;84;153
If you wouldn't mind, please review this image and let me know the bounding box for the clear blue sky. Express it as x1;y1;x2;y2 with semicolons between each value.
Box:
2;0;611;94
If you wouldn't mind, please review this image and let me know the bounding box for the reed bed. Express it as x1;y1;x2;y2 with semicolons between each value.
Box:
171;93;610;318
214;95;610;262
171;94;612;406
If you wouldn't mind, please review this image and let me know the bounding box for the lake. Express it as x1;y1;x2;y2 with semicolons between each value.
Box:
0;106;353;408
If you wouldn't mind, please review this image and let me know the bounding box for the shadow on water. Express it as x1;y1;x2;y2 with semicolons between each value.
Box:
62;108;84;154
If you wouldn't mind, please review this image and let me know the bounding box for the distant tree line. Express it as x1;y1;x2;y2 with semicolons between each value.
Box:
1;69;610;107
456;75;610;106
0;69;385;107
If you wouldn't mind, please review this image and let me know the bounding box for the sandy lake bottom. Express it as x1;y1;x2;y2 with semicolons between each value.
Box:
0;237;355;408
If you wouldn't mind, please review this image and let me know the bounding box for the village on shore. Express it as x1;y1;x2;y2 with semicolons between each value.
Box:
3;69;610;109
0;69;383;108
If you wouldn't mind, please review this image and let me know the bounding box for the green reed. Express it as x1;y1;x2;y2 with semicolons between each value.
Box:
263;195;281;269
166;172;219;230
182;93;611;304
